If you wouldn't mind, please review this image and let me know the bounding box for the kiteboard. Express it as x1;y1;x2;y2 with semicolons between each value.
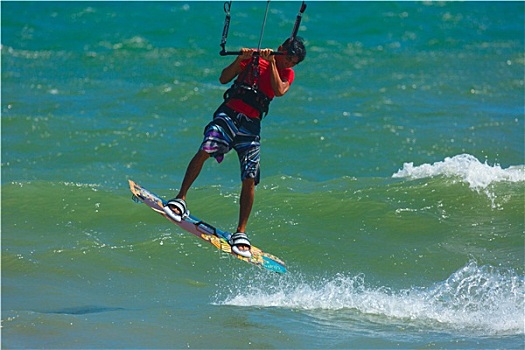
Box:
128;180;286;274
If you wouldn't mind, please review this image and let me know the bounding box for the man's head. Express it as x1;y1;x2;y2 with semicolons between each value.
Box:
279;37;306;66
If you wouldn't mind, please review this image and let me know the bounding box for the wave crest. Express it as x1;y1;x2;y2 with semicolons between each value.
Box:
218;260;524;336
392;154;524;190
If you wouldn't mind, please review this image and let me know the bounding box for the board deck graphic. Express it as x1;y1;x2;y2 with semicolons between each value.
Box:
128;180;286;274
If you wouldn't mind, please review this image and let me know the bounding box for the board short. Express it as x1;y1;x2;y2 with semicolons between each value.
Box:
200;104;261;185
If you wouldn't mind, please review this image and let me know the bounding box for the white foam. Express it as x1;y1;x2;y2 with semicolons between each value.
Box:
218;261;524;336
392;154;525;190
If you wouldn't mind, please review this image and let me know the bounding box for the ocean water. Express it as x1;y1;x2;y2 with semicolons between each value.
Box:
2;1;524;349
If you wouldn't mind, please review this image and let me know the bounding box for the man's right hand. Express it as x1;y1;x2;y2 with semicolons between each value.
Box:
238;48;255;60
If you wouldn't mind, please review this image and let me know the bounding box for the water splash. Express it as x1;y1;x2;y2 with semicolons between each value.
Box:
217;260;524;336
392;154;525;190
392;154;525;208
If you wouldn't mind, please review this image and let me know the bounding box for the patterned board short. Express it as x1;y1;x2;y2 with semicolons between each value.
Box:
200;105;261;185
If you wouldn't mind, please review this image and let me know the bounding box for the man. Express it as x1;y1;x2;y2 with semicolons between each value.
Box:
164;37;306;258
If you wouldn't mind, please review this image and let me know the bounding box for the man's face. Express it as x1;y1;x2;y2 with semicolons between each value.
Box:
282;54;300;68
277;45;300;68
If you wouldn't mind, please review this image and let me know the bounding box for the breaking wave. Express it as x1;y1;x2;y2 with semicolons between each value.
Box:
392;154;525;190
218;260;524;336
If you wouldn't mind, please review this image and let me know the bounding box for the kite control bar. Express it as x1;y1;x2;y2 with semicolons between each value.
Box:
219;1;306;56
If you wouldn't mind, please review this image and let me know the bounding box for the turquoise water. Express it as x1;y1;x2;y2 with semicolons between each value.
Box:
2;1;524;348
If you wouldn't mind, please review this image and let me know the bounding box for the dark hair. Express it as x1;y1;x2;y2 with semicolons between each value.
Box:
281;37;306;63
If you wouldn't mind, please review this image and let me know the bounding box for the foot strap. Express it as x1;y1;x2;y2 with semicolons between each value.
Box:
163;198;188;222
229;232;252;258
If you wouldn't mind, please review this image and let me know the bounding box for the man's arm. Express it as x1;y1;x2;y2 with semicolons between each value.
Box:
260;49;290;97
219;48;254;84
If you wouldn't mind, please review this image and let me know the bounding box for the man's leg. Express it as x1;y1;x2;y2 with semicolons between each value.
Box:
226;177;255;257
175;149;210;202
236;177;255;251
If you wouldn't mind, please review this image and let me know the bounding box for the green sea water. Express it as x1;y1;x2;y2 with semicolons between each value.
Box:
2;1;524;348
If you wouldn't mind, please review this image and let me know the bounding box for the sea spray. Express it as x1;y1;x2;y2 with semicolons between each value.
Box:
392;154;525;190
217;260;524;336
392;154;525;208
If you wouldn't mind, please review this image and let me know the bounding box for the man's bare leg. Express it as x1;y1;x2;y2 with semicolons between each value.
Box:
236;177;255;252
169;150;210;214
